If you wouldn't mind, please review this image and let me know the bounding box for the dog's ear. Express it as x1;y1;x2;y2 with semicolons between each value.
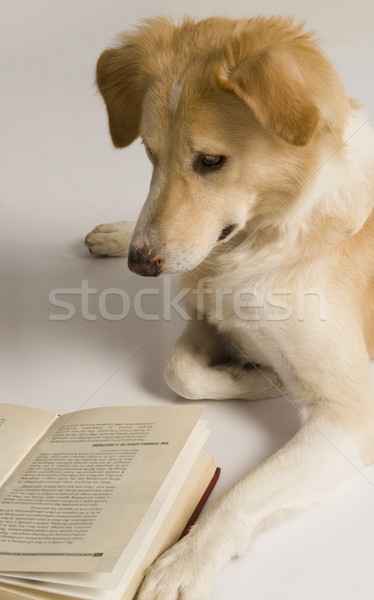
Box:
215;20;327;146
96;42;147;148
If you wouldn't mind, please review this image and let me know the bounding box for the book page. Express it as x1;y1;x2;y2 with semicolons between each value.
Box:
0;453;216;600
0;404;58;487
0;405;204;574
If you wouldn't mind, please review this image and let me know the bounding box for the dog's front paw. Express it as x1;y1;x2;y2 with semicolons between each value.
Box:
136;534;220;600
85;221;135;257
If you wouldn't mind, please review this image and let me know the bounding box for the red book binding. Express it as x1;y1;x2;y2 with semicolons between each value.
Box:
179;467;221;539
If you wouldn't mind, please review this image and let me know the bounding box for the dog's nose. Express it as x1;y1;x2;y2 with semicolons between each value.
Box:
128;246;166;277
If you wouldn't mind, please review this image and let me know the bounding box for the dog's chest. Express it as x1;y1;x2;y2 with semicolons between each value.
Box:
210;309;275;368
191;275;294;368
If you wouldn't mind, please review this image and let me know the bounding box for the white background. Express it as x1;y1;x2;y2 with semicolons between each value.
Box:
1;1;374;598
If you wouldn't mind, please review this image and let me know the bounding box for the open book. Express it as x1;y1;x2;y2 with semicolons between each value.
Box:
0;403;220;600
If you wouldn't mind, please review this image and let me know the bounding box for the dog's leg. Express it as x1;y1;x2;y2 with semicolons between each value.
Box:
163;318;284;401
137;325;374;600
137;412;367;600
85;220;135;256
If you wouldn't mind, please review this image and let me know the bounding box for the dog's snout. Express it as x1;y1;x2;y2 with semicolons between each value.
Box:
128;246;166;277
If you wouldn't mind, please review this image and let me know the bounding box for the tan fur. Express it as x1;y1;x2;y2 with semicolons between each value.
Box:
86;16;374;599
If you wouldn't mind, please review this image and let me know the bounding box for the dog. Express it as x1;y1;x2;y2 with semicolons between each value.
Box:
85;15;374;599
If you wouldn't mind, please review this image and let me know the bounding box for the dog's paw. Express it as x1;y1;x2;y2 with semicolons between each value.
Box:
85;221;135;257
214;362;245;381
136;535;220;600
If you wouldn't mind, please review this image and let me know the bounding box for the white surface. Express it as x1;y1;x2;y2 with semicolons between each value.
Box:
1;1;374;599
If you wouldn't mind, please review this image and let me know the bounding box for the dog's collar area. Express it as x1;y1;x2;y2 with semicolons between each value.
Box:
218;224;235;241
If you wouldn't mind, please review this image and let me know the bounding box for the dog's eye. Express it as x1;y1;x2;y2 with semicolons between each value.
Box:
202;155;224;167
194;154;226;174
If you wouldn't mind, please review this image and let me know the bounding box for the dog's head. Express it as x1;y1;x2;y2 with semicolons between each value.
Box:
97;16;349;276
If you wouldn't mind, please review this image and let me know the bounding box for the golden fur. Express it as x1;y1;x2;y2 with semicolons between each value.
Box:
86;16;374;599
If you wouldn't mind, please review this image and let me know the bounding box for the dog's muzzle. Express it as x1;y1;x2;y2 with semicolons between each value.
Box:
128;245;166;277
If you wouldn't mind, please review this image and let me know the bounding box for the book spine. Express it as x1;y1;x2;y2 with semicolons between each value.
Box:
178;467;221;539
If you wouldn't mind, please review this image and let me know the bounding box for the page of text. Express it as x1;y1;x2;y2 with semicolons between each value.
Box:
0;405;203;573
0;404;58;487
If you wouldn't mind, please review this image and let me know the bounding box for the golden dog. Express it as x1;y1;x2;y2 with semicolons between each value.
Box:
86;16;374;599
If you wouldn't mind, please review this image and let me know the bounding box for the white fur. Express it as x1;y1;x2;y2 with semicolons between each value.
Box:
85;221;134;257
171;82;183;116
